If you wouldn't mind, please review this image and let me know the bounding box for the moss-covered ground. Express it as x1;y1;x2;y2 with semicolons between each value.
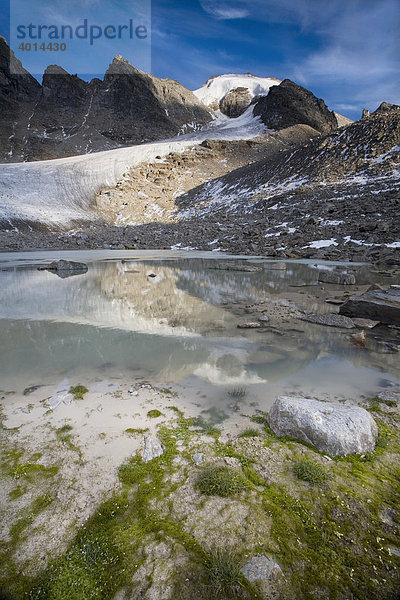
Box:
0;402;399;600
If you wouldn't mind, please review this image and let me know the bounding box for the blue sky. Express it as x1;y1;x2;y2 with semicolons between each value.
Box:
1;0;399;119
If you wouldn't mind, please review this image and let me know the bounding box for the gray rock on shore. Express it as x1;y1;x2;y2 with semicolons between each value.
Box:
267;396;378;456
340;288;400;326
142;435;164;462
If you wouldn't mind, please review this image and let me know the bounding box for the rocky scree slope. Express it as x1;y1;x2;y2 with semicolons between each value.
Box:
0;38;212;162
95;125;321;227
173;107;400;261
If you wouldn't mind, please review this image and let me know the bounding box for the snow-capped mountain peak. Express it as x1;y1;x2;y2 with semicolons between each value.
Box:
193;73;281;108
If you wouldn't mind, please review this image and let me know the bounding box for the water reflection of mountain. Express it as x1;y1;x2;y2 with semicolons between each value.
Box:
0;259;398;389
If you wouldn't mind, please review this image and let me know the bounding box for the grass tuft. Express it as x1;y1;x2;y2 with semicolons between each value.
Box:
293;459;328;486
69;385;88;400
228;388;246;399
196;465;246;497
239;428;260;438
205;549;244;598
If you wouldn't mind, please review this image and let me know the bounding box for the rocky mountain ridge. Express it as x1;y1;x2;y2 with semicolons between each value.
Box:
0;37;212;162
1;38;346;162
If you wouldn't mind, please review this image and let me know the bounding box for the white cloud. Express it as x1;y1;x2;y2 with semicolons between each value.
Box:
200;1;249;20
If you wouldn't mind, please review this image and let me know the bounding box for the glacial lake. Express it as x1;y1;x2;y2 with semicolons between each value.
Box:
0;250;399;418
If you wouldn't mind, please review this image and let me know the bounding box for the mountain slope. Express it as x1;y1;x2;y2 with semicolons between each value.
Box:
173;107;400;260
0;39;212;162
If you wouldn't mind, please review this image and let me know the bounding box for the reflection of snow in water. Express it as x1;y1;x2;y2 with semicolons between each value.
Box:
0;253;399;402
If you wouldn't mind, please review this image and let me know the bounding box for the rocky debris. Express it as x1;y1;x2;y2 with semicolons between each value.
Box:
340;288;400;326
301;314;356;328
192;452;205;465
219;87;252;118
267;396;378;456
142;435;164;462
241;554;283;582
171;108;400;261
258;315;270;322
0;37;212;162
378;390;400;404
362;109;371;119
253;79;338;133
237;322;262;329
318;271;356;285
352;318;379;329
39;259;88;278
49;378;73;409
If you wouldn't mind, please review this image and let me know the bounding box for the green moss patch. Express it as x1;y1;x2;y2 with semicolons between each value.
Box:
147;409;162;418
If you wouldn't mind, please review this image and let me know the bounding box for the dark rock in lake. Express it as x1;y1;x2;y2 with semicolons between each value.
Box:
340;288;400;326
39;259;88;278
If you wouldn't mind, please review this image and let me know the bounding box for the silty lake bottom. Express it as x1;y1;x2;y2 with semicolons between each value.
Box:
0;250;399;415
1;250;400;600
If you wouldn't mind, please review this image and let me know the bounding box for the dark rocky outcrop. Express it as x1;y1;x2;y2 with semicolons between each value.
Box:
0;38;212;161
253;79;338;133
340;288;400;326
0;36;41;160
219;87;252;118
373;101;400;115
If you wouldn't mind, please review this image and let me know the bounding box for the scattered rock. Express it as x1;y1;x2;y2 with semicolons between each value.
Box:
378;390;400;404
241;554;283;582
192;452;204;465
40;259;88;278
318;271;356;285
352;318;379;329
49;378;73;409
237;322;262;329
325;297;344;305
340;288;400;326
223;456;241;468
142;435;164;462
23;385;43;396
302;314;355;328
267;396;378;456
258;315;270;323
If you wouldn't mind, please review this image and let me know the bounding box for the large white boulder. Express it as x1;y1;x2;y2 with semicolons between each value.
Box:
267;396;378;456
